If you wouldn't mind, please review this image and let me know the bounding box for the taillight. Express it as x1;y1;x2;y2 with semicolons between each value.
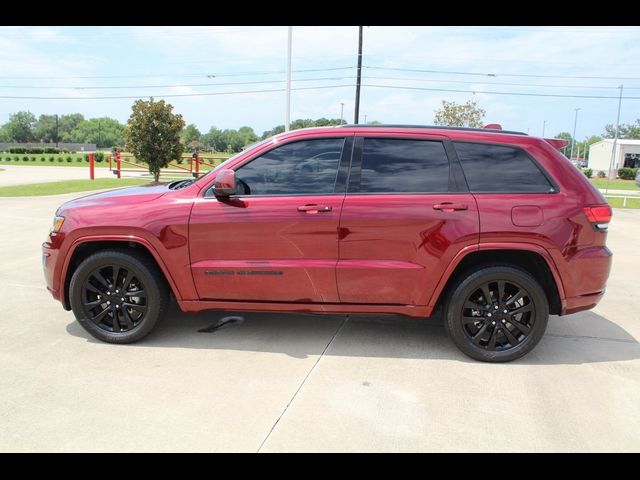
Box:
583;205;612;232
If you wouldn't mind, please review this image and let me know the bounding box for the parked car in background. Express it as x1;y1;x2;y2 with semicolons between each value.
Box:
43;124;613;362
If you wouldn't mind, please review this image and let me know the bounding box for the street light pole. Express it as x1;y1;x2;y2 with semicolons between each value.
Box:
542;120;547;137
55;114;59;148
605;84;624;193
285;26;292;132
340;102;344;124
354;26;363;124
570;107;581;160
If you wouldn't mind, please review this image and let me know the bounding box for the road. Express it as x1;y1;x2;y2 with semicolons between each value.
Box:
0;192;638;452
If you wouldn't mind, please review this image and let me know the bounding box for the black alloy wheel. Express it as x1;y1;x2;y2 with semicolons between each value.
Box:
70;250;169;344
444;266;549;362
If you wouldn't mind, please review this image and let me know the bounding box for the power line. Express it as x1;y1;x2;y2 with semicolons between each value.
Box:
363;83;640;100
364;65;640;81
0;66;354;80
0;83;355;100
363;75;640;91
0;76;356;90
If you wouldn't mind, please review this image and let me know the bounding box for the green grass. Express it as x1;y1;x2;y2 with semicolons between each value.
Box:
0;178;149;197
590;178;640;191
0;152;228;170
604;196;640;209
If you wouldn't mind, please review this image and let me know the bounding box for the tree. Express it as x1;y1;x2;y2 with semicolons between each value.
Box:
66;117;126;148
180;124;201;147
5;111;37;142
433;100;485;128
34;113;86;143
260;117;344;139
603;119;640;139
0;125;10;142
554;132;573;158
125;98;185;182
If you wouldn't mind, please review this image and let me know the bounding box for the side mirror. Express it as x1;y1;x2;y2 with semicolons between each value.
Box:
213;169;237;197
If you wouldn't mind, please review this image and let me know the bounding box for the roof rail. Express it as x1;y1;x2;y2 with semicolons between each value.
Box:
336;124;527;135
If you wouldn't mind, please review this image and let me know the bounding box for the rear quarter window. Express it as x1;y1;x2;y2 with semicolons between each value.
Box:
454;141;555;193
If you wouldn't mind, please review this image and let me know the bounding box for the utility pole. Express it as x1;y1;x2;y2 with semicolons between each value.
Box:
55;114;59;148
354;26;363;124
570;107;581;160
542;120;547;137
605;84;624;193
98;119;101;148
340;102;345;124
364;114;367;124
285;26;292;132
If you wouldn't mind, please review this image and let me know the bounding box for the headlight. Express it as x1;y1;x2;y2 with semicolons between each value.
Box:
51;215;65;233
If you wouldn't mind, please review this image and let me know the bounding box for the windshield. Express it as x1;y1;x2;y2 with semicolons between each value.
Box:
193;138;272;184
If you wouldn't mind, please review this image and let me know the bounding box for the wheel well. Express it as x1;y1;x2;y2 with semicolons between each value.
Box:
63;241;171;310
434;250;562;315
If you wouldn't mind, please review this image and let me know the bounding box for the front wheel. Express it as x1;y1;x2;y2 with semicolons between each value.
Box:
444;266;549;362
69;250;169;344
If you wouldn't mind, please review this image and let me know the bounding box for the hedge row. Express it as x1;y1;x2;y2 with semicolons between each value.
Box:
2;147;76;154
618;167;639;180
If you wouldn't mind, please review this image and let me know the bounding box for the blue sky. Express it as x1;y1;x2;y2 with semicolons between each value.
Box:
1;26;640;139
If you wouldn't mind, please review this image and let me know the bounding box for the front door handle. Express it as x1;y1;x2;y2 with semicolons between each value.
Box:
298;204;332;214
433;203;468;212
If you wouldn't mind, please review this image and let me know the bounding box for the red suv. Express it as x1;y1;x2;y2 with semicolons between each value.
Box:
42;125;613;362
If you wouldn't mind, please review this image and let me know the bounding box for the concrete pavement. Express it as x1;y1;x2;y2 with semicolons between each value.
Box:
0;192;638;452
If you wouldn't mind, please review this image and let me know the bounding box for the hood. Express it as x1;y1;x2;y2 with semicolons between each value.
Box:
57;183;170;212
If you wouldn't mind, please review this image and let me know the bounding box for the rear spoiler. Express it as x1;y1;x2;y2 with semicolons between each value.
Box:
545;138;569;150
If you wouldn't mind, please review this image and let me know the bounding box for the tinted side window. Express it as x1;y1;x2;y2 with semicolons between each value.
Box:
454;142;554;193
235;138;344;195
356;138;449;193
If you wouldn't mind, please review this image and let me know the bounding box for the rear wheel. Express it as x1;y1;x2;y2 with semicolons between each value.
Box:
69;250;169;344
444;266;549;362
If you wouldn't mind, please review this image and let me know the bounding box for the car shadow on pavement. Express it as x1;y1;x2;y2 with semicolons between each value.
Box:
65;302;640;366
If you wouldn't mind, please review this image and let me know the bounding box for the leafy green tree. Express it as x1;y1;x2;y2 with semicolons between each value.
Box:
260;118;345;139
124;98;185;182
5;111;37;142
201;126;258;152
66;117;126;148
34;113;86;143
603;119;640;139
180;124;202;147
433;100;485;128
0;125;10;142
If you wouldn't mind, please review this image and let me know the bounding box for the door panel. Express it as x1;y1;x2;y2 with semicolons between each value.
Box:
189;136;351;303
337;194;479;305
336;136;479;306
190;195;343;302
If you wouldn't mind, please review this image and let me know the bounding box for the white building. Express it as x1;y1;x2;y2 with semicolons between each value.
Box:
588;139;640;173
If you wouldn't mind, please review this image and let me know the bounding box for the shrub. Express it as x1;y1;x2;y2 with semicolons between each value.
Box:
13;156;19;162
65;155;73;163
44;147;60;154
618;167;638;180
49;156;55;162
57;157;64;162
30;156;37;162
22;155;29;162
30;147;43;154
597;170;607;178
9;147;26;154
94;152;105;163
582;168;593;178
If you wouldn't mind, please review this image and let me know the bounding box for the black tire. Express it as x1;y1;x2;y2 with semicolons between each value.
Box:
69;249;169;344
444;265;549;362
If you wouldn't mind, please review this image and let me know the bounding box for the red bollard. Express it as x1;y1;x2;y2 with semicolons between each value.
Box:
116;152;121;179
89;152;95;180
194;153;200;177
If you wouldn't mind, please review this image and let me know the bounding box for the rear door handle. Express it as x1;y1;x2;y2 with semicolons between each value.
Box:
433;203;468;212
297;204;332;214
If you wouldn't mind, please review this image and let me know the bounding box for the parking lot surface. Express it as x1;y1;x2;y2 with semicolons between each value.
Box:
0;192;638;452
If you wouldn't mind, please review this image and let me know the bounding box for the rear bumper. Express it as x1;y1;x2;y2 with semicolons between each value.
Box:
558;245;612;315
563;291;605;315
